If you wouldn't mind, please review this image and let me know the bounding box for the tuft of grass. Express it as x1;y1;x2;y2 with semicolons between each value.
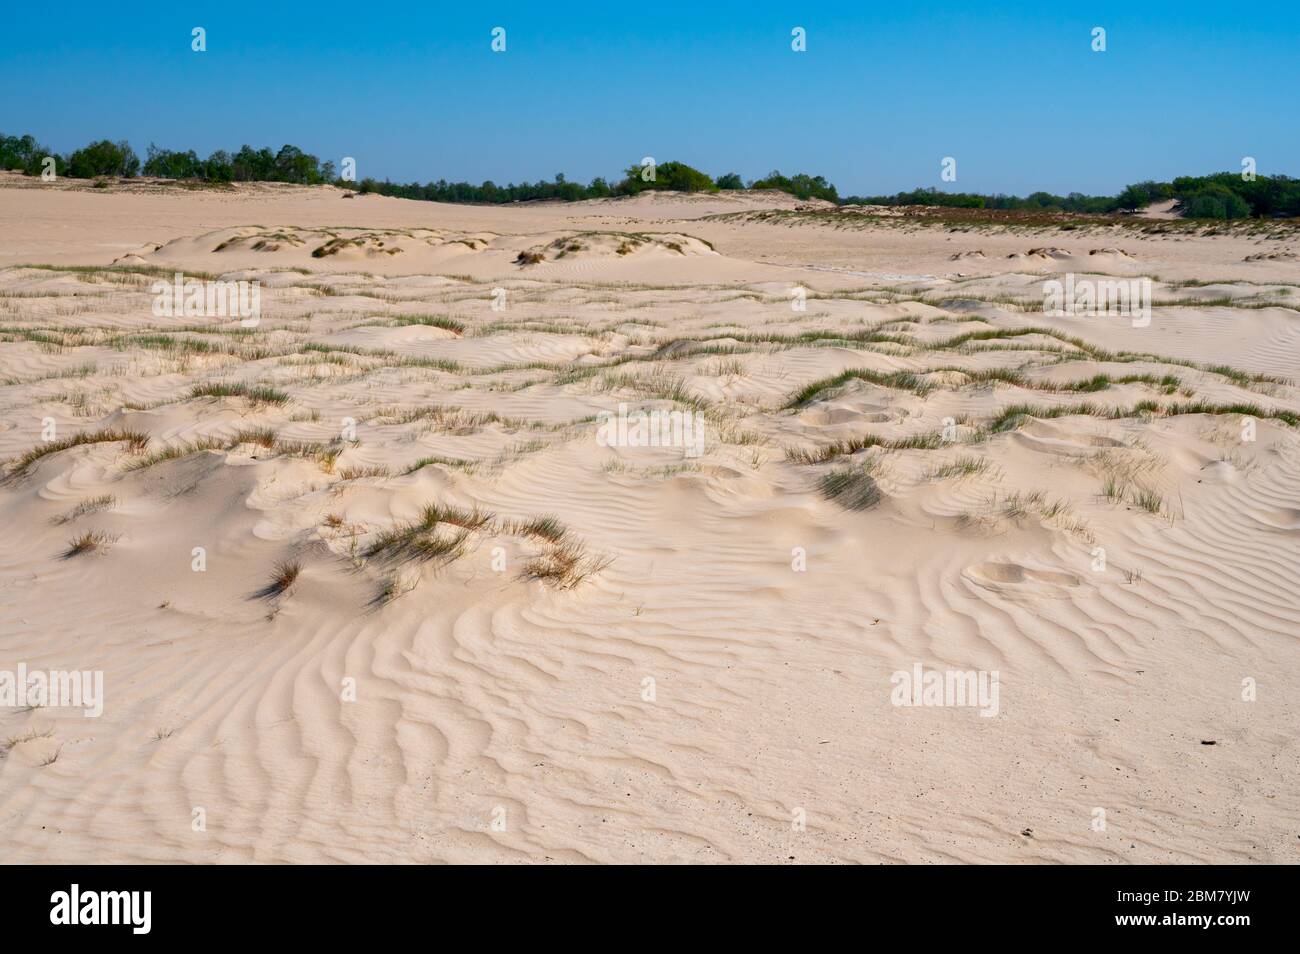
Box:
597;369;709;411
521;539;610;590
403;455;477;475
3;727;54;751
315;446;342;474
706;357;745;377
818;466;883;510
263;559;301;597
1166;401;1299;428
7;428;149;478
190;382;247;399
339;465;392;480
926;455;993;481
124;436;225;471
436;505;495;531
63;530;116;557
786;429;945;465
403;531;470;563
191;382;290;405
54;494;116;524
513;514;567;542
787;368;934;407
999;490;1042;520
1065;373;1113;393
227;427;278;448
244;385;292;405
365;504;471;565
388;314;465;335
1129;486;1165;515
974;489;1092;540
374;575;405;604
1101;476;1126;503
988;398;1299;435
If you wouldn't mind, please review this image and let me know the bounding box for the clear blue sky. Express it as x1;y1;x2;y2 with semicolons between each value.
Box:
2;1;1296;196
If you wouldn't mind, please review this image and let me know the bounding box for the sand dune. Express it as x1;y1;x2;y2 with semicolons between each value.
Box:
1;181;1298;863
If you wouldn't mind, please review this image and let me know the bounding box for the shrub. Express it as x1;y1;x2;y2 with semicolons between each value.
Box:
749;170;839;202
617;160;715;194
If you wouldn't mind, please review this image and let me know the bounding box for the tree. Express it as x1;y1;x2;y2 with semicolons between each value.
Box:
0;133;64;175
143;144;203;179
67;139;139;178
204;150;234;181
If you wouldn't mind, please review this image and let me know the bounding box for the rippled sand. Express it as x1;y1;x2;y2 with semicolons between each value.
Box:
2;177;1297;863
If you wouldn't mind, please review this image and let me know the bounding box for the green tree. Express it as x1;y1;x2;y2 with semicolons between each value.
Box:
67;139;139;178
617;160;715;194
143;144;203;179
0;133;65;175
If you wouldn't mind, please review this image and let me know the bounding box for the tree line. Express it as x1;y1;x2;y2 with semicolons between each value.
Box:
349;161;842;204
0;133;335;184
2;132;1295;219
844;175;1300;220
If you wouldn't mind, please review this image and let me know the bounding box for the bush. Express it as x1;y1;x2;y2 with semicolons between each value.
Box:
1185;193;1227;219
844;187;985;208
617;160;715;194
1116;180;1172;210
1181;184;1251;220
750;170;839;202
1166;174;1299;219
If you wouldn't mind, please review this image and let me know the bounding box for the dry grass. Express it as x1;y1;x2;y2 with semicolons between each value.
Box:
387;314;465;335
260;559;302;597
190;382;290;404
818;466;883;511
63;530;116;557
124;436;226;471
511;514;567;542
338;465;392;480
6;428;149;478
227;427;278;449
521;539;611;590
926;456;994;481
364;504;471;565
1129;486;1165;515
53;493;116;524
786;430;945;465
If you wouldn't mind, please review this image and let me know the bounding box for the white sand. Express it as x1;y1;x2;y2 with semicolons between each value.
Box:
1;176;1298;863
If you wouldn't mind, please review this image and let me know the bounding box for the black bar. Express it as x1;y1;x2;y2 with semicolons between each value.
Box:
1;866;1287;939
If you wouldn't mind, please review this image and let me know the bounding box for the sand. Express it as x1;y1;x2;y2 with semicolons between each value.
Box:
1;176;1298;863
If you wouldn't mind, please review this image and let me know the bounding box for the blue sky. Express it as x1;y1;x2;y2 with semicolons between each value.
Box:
2;1;1296;196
